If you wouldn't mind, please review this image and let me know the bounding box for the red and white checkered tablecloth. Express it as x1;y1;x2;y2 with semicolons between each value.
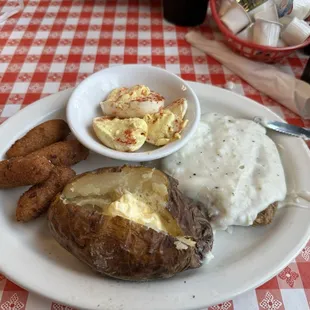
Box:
0;1;309;309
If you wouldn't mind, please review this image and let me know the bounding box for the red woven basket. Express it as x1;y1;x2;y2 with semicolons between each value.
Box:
210;0;310;63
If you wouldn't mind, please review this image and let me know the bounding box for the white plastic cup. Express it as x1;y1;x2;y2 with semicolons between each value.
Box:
281;17;310;46
253;18;282;47
254;3;279;22
221;2;251;34
237;23;254;41
248;0;274;20
219;0;235;17
277;39;287;47
290;0;310;20
279;16;293;27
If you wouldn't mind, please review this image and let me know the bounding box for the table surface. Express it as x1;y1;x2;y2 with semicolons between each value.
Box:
0;1;309;309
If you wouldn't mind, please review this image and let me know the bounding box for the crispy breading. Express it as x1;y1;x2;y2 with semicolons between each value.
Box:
16;166;76;222
29;140;89;166
6;119;70;158
0;155;54;188
253;203;278;226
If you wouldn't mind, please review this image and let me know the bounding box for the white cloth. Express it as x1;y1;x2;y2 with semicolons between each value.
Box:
186;31;310;119
0;0;24;24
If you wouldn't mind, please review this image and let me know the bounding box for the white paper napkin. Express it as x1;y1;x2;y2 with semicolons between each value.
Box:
186;31;310;119
0;0;24;24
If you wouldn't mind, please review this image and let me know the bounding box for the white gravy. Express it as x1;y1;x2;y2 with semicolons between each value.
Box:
161;113;287;230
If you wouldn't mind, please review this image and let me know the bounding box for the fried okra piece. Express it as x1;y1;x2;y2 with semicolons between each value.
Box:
6;119;70;158
29;140;89;167
0;155;54;188
16;166;76;222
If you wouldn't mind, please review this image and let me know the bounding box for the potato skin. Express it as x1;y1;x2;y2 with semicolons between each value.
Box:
48;166;213;280
6;119;70;158
16;166;76;222
29;140;89;166
0;155;54;188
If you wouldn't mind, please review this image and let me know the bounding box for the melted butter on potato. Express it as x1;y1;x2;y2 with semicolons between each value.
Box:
61;166;195;246
103;192;182;236
175;237;196;249
151;182;168;196
93;117;147;152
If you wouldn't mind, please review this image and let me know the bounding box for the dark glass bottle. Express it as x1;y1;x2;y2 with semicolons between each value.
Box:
301;44;310;84
304;44;310;55
163;0;209;27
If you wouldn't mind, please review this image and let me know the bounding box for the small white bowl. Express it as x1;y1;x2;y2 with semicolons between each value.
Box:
66;65;200;162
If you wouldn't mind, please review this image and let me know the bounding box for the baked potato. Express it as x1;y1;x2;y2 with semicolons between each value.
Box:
48;166;213;280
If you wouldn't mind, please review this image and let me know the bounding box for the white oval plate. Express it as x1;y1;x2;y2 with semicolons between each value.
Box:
0;82;309;310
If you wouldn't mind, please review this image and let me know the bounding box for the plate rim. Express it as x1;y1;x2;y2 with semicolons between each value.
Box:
0;82;309;310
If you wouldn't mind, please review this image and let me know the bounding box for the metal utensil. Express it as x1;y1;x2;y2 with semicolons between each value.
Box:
237;0;268;11
253;117;310;140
